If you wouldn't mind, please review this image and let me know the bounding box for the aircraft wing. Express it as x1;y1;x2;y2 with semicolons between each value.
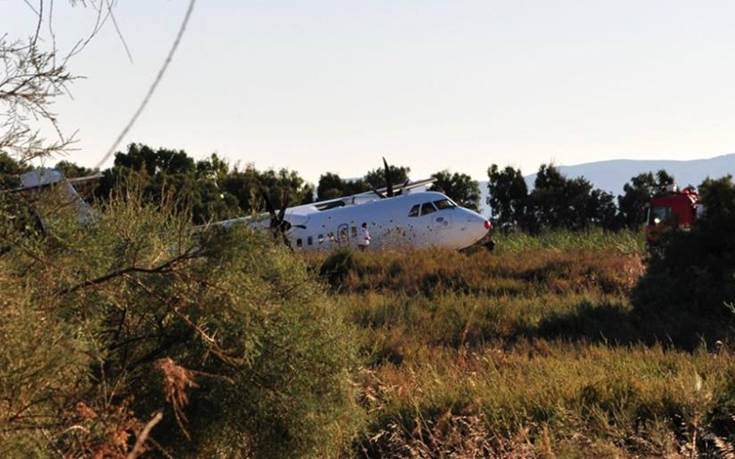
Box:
291;177;438;213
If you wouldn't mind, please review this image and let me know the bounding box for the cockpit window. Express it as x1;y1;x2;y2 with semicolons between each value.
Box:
433;199;456;210
408;204;420;217
421;202;437;216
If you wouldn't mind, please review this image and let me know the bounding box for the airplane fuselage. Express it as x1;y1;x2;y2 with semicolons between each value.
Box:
263;191;490;252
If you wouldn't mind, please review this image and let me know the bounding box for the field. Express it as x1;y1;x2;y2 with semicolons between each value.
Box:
309;230;735;457
2;203;735;457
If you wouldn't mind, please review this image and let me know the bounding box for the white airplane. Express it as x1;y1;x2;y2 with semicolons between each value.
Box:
7;165;493;252
211;179;493;252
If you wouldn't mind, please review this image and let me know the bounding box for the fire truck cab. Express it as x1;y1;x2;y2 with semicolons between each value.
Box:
645;185;702;245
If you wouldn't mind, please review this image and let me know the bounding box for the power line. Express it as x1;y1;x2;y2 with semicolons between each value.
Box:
96;0;196;169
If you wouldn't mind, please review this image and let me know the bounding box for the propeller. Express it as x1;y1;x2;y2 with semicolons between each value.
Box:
371;157;407;199
397;178;410;196
383;157;394;198
258;184;294;250
370;186;387;200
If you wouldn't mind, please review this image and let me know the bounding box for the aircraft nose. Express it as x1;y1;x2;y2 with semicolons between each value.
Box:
458;209;491;246
466;211;489;228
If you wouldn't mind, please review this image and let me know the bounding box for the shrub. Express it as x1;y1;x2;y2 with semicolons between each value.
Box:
0;192;360;457
632;176;735;346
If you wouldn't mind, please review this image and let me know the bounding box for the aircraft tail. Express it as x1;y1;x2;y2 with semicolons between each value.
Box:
17;168;98;230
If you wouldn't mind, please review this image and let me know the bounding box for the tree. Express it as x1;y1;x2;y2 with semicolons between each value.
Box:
95;143;318;223
586;188;620;230
95;144;242;223
529;164;620;231
1;26;74;164
618;170;675;229
486;164;529;229
317;172;346;201
0;152;30;188
429;170;481;211
256;167;315;209
365;164;410;189
488;163;625;232
0;2;117;168
54;160;97;178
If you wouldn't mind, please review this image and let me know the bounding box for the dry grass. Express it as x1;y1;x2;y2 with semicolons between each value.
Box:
308;238;735;457
311;247;645;297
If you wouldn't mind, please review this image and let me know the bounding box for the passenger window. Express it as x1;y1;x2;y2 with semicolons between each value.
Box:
340;227;348;241
307;236;313;245
421;202;437;216
408;204;420;217
296;238;303;247
318;234;324;244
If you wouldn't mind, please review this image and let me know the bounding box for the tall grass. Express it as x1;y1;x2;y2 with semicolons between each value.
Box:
312;246;644;297
492;227;646;254
308;230;735;456
358;342;735;457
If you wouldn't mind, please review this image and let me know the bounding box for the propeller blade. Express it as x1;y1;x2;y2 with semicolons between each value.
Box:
256;182;296;250
281;230;293;251
256;183;281;234
258;184;277;217
371;186;386;199
382;156;393;198
395;179;411;196
277;189;288;223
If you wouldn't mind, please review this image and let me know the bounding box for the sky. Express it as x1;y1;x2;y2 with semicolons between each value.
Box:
3;0;735;184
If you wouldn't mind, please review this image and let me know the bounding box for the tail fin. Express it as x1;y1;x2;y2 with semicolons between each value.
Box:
18;168;98;230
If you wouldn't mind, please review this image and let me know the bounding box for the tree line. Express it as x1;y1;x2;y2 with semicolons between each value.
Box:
488;164;676;232
1;143;678;230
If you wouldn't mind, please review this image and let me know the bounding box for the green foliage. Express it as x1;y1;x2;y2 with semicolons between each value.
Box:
530;164;620;232
316;172;371;201
493;227;645;254
429;170;481;211
487;163;622;233
487;164;529;228
94;143;315;224
53;160;97;178
0;152;30;188
317;162;412;201
319;247;358;289
633;175;735;346
365;163;410;190
618;169;674;229
0;192;359;457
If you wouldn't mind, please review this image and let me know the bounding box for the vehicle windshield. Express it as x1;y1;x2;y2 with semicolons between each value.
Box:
648;206;672;224
433;199;456;210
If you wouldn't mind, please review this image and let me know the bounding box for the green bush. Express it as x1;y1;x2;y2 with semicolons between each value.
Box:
319;247;359;290
0;192;360;457
632;176;735;346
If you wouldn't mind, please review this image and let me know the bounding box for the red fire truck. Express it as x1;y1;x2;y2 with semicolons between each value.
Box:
645;185;703;245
